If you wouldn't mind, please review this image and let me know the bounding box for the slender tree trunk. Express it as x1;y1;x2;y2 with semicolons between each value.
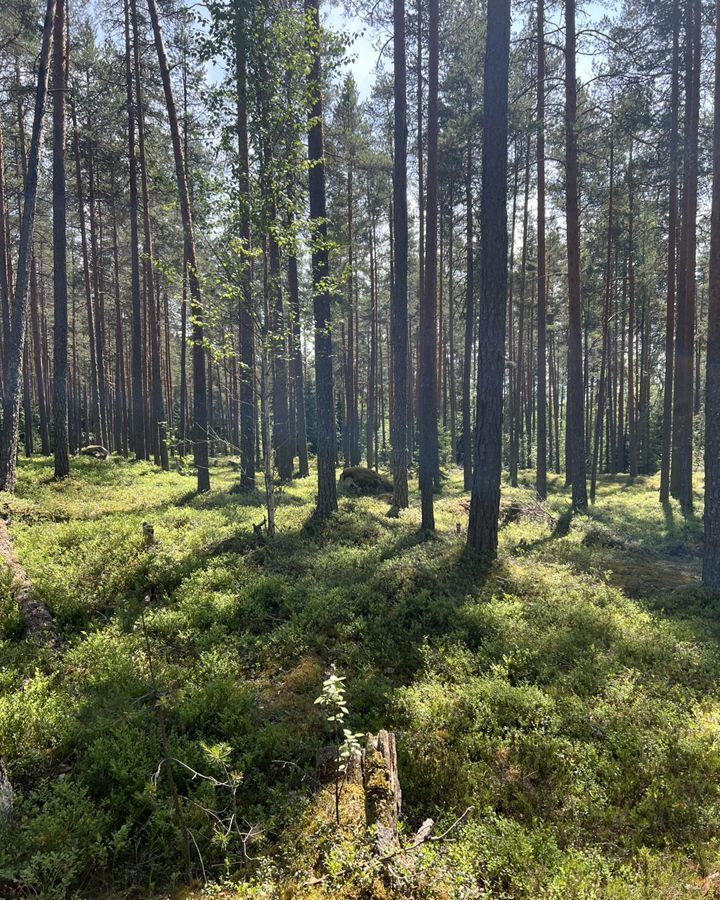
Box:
0;129;10;357
671;0;700;510
30;256;49;454
112;210;127;456
511;139;530;486
507;144;519;485
345;167;360;467
234;10;255;490
124;0;146;460
467;0;511;558
87;144;109;450
147;0;210;492
536;0;547;499
703;0;720;586
462;125;474;490
448;204;457;462
288;224;309;477
0;0;56;491
267;202;292;480
627;148;639;480
564;0;588;510
418;0;439;530
132;0;167;469
391;0;409;506
305;0;337;517
367;207;378;470
591;129;614;502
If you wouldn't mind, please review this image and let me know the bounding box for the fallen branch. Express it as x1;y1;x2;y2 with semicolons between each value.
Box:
379;806;474;862
305;806;475;886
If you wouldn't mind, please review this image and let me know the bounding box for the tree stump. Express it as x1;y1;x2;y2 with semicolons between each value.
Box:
142;522;155;548
0;759;12;822
363;730;401;852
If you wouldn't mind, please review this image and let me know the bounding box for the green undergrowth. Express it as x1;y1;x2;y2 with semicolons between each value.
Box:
0;456;718;898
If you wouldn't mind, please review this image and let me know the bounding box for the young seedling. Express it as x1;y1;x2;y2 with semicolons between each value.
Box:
315;674;363;824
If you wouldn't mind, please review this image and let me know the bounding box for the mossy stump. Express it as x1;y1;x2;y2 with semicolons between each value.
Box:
363;730;401;853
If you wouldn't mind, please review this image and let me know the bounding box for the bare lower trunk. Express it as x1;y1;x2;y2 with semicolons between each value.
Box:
0;0;56;492
467;0;511;559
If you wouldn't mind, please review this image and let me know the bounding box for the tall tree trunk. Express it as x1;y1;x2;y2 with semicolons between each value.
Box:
671;0;700;510
71;103;101;448
267;203;292;480
703;0;720;586
147;0;210;492
234;10;255;490
462;121;474;491
0;0;56;491
30;256;49;453
511;139;530;486
345;166;360;467
467;0;511;557
628;161;638;481
507;144;519;484
112;210;128;457
0;129;10;356
367;207;378;470
305;0;337;518
132;0;167;469
564;0;588;510
124;0;146;460
591;128;614;502
418;0;439;530
87;143;109;450
536;0;548;499
448;203;457;463
391;0;409;508
288;222;309;477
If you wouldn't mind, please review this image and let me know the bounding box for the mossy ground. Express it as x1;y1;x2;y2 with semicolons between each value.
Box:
0;456;718;898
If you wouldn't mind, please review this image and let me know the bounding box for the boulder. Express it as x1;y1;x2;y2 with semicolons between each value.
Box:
80;445;109;460
339;467;393;496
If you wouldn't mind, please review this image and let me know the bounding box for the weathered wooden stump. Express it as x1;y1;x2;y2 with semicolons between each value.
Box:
363;730;402;853
142;522;155;548
0;759;12;822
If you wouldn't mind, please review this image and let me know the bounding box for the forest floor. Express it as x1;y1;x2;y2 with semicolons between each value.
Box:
1;456;719;898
